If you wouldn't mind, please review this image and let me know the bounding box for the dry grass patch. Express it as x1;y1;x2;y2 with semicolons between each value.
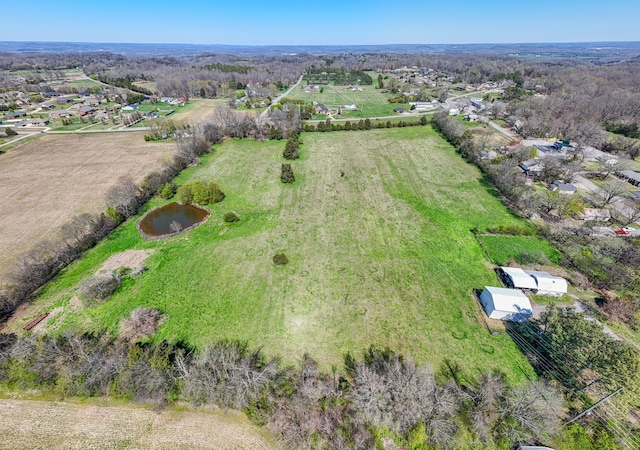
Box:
0;398;278;449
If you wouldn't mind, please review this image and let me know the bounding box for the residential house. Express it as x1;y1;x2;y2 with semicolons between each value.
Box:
49;110;70;119
3;111;27;120
122;103;139;111
78;105;96;116
56;97;74;105
314;103;330;115
84;98;102;106
596;155;618;165
579;208;611;221
21;118;50;127
550;180;577;194
519;159;544;176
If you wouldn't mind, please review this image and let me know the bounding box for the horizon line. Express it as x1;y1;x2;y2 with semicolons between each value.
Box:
1;39;640;47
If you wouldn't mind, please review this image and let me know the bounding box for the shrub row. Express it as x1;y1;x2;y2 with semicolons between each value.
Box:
303;115;428;133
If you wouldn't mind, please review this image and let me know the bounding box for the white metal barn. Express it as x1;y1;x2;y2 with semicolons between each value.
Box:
480;286;533;322
499;267;538;291
524;270;568;297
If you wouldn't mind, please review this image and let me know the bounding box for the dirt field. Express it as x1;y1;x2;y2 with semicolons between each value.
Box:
170;99;230;123
0;398;278;449
0;133;174;284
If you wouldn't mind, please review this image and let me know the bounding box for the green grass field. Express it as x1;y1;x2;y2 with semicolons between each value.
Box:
476;235;563;266
28;126;536;381
287;82;407;119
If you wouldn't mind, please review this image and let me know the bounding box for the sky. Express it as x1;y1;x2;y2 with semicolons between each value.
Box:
2;0;639;45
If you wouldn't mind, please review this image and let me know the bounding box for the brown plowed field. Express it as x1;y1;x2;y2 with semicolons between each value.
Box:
0;398;278;449
0;133;174;284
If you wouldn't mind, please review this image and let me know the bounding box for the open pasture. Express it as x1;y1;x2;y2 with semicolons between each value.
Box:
25;127;535;380
0;133;174;284
286;82;407;118
169;99;233;123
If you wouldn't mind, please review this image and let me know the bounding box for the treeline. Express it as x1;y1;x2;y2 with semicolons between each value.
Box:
302;115;428;133
200;62;253;74
305;68;373;85
0;332;565;449
91;74;154;96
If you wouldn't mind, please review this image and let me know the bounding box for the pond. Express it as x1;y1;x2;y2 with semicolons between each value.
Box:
138;202;209;238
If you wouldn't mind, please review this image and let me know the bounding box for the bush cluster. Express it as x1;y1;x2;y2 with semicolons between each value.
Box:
177;181;225;206
280;164;295;184
77;271;122;307
283;134;300;160
272;253;288;266
223;211;240;223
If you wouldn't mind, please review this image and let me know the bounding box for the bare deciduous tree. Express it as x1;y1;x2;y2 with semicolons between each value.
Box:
106;176;140;217
120;307;164;342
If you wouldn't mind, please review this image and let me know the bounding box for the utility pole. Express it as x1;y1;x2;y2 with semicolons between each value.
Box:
564;387;623;426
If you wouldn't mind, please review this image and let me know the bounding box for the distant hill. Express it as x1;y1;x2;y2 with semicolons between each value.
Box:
1;40;640;59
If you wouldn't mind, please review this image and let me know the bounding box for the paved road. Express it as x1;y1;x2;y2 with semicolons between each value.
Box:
0;132;37;149
260;74;304;119
488;120;519;140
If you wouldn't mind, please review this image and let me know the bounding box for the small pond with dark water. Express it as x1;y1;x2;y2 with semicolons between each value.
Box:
138;202;209;238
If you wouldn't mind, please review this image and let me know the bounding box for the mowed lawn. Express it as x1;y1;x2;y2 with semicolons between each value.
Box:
30;126;535;381
286;82;407;118
477;235;564;266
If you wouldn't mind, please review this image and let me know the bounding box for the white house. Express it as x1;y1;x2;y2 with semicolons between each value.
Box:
480;286;533;322
524;270;568;297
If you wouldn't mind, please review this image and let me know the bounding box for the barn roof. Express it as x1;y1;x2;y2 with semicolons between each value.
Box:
501;267;538;290
524;270;568;294
482;286;532;314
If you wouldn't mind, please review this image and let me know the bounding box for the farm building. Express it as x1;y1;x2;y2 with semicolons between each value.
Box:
500;267;568;297
499;267;538;291
524;270;568;297
479;286;533;322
